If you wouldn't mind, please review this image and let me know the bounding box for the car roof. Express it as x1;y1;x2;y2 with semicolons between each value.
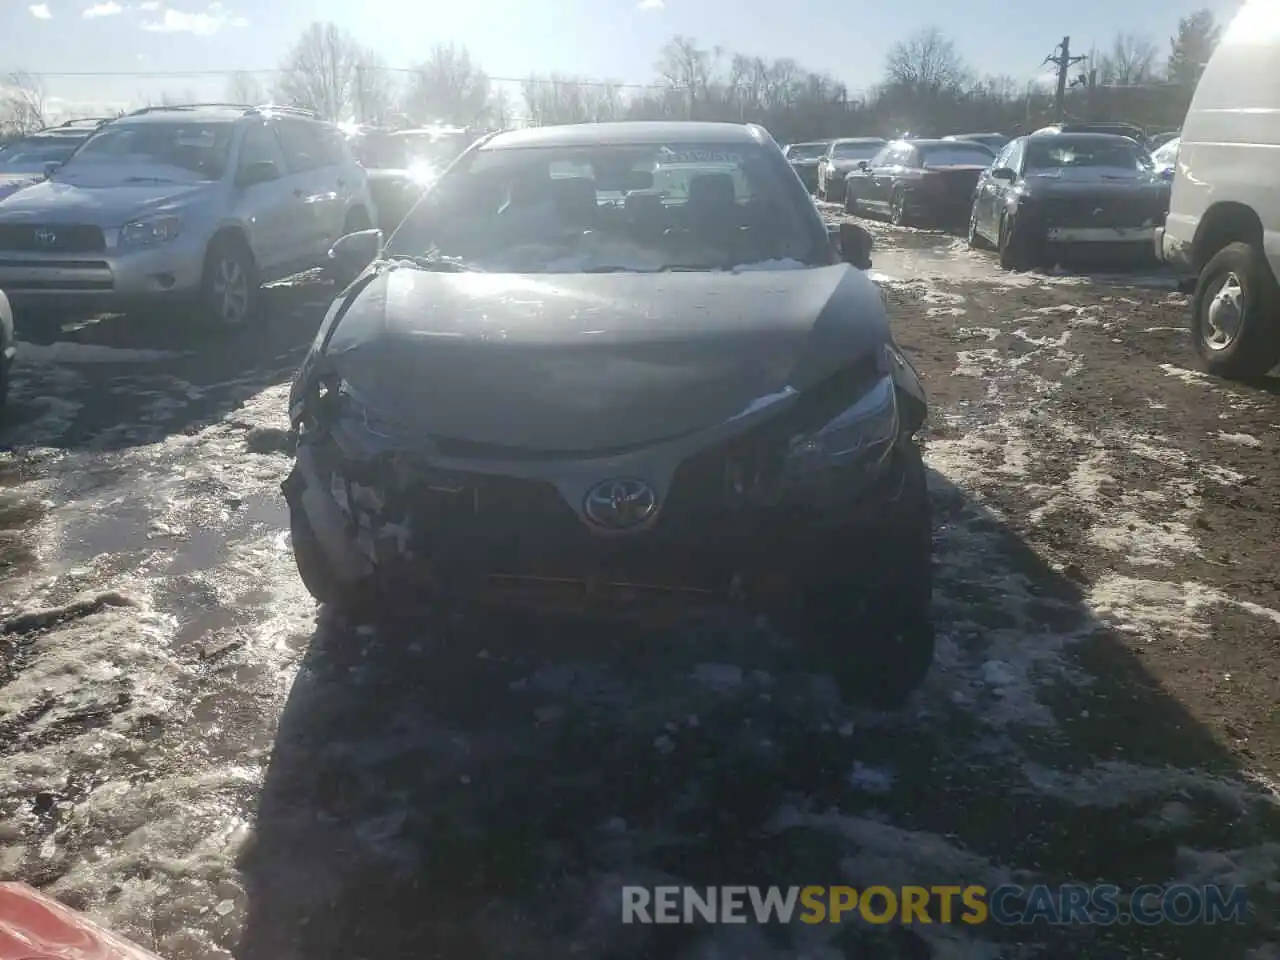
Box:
1025;132;1141;144
900;138;993;148
833;137;885;144
482;121;770;151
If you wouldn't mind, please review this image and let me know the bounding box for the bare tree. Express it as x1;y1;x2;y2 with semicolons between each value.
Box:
403;44;494;125
273;21;390;121
522;75;625;126
226;70;265;105
1;70;47;135
884;27;970;94
655;36;716;117
1098;33;1160;86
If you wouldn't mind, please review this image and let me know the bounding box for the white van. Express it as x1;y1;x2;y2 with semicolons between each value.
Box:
1157;0;1280;379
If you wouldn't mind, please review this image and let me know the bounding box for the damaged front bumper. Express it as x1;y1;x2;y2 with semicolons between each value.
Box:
282;370;926;612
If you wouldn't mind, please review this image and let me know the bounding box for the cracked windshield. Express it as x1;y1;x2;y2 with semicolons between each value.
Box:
0;1;1276;959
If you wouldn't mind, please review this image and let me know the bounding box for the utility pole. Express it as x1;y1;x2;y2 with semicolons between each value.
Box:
1043;36;1088;118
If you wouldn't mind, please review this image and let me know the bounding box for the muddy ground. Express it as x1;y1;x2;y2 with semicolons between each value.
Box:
0;212;1278;959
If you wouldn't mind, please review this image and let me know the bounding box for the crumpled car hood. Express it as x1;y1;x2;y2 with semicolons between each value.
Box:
322;264;890;452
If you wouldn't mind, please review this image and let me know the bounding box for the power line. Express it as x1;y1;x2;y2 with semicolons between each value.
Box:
16;67;671;89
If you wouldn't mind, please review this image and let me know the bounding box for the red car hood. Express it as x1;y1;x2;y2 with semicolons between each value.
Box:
0;883;163;960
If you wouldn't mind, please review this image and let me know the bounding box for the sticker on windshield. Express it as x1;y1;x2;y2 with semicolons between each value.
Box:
659;148;743;164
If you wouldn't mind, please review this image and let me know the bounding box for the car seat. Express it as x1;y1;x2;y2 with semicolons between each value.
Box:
551;176;600;230
625;191;667;243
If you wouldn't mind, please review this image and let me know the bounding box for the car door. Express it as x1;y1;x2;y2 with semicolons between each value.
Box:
844;145;885;210
273;117;335;260
230;120;302;276
870;145;907;210
974;140;1014;236
312;122;359;241
984;138;1024;237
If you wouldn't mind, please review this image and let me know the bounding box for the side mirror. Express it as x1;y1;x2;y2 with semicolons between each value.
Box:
990;167;1016;182
856;160;869;171
328;228;384;282
836;221;873;270
43;160;60;178
237;160;279;187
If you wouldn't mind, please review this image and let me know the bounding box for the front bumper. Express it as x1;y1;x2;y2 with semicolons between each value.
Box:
285;434;924;611
0;230;207;304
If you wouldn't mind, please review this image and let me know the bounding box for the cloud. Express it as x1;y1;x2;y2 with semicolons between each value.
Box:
29;4;52;18
83;1;123;15
140;2;247;33
137;0;160;7
637;0;664;8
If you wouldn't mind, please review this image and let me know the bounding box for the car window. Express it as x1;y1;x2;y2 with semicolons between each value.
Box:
784;142;827;161
867;146;892;167
1005;140;1025;173
238;121;286;173
315;124;348;166
832;141;883;161
388;140;824;273
1024;138;1152;172
918;144;995;167
60;120;233;181
275;118;324;173
0;138;82;167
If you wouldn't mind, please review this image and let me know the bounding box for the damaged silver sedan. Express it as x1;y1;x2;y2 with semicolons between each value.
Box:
283;120;934;705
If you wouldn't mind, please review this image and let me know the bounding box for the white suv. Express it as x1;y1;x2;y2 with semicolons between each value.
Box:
0;103;376;327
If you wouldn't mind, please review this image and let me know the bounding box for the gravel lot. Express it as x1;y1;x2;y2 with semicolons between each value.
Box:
1;210;1278;959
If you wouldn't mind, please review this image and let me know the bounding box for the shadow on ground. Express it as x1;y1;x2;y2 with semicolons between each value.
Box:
235;471;1278;960
3;277;333;452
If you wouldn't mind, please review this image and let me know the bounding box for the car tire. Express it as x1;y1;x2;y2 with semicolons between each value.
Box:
796;439;935;709
289;504;376;612
200;234;258;328
997;211;1039;271
889;187;911;227
966;207;990;250
1191;241;1280;379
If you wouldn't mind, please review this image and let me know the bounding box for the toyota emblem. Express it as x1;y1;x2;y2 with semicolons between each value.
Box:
583;478;658;530
34;228;56;246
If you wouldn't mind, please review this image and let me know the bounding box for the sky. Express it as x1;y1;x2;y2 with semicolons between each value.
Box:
0;0;1246;118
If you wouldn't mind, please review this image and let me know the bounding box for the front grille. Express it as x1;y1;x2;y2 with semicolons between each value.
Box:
0;224;106;253
1038;196;1164;229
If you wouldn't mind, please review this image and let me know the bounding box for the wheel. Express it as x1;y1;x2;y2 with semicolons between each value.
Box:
966;206;990;250
889;187;911;227
200;235;257;328
1191;241;1280;379
795;439;934;708
997;211;1039;271
289;504;375;612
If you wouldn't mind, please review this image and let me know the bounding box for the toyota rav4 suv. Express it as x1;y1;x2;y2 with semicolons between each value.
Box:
0;103;376;327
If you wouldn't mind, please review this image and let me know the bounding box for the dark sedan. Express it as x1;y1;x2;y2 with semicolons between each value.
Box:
843;139;996;226
943;132;1010;153
286;120;935;706
817;137;887;202
783;140;831;193
967;133;1170;271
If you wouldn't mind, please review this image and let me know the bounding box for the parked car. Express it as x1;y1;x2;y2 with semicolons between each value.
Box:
0;103;376;328
1033;121;1150;149
844;138;995;226
1151;136;1179;180
284;120;935;706
817;137;887;202
0;288;15;411
943;132;1010;152
968;133;1169;271
782;140;832;193
352;125;475;233
1157;0;1280;379
0;118;113;201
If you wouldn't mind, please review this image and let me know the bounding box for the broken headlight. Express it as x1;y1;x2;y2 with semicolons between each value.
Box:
782;345;901;477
